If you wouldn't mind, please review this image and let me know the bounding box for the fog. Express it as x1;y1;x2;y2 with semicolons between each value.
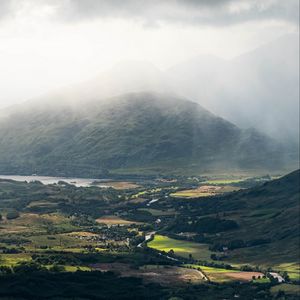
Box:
0;0;299;145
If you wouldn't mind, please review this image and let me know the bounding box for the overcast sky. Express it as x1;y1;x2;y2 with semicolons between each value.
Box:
0;0;299;108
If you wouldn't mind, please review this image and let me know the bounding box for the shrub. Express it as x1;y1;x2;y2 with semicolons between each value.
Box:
6;210;20;220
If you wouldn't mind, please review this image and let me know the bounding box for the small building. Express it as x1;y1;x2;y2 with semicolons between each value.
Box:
269;272;285;283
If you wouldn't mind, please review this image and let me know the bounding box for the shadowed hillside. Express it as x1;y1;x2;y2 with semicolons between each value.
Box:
171;169;300;264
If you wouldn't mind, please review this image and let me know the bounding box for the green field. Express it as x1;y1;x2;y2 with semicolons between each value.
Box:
202;179;246;185
147;235;213;260
275;263;300;280
183;264;269;283
0;253;32;266
184;264;236;273
170;191;214;198
170;185;239;198
61;265;91;272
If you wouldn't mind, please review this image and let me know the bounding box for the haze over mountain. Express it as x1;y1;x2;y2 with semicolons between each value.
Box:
0;34;298;177
168;34;299;145
31;61;172;107
0;92;288;177
11;34;297;148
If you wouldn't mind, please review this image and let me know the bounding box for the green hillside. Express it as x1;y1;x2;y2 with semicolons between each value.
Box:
0;92;285;177
167;169;300;265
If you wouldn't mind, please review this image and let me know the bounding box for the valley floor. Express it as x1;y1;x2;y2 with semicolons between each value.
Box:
0;171;299;299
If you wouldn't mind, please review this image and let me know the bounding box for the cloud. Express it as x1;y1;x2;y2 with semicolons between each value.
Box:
0;0;13;21
0;0;299;26
53;0;300;26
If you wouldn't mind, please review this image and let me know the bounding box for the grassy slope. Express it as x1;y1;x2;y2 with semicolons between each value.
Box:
208;170;300;266
159;170;299;273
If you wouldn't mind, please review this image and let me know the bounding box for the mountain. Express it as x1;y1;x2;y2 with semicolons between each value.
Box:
0;92;287;177
214;169;300;263
168;34;299;146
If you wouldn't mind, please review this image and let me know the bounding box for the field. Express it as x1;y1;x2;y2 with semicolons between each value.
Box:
202;179;246;185
0;213;76;235
148;235;213;260
275;263;300;280
62;265;91;272
94;181;140;190
92;263;205;286
184;264;266;283
96;215;140;225
0;253;32;267
170;185;239;198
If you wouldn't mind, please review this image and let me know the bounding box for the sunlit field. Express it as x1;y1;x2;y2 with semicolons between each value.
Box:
170;185;239;198
148;235;213;261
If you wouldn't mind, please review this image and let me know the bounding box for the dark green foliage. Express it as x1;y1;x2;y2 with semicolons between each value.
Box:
168;216;238;234
1;268;298;299
31;254;80;266
12;261;46;273
0;270;167;299
6;210;20;220
192;217;238;233
48;264;66;272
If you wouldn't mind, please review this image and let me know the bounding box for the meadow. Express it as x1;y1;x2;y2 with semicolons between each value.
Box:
147;235;213;261
275;263;300;281
170;185;239;198
96;215;140;225
183;264;267;283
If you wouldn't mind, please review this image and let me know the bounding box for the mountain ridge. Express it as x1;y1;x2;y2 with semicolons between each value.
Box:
0;92;288;177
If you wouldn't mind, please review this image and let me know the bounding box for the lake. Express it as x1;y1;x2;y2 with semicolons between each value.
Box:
0;175;110;187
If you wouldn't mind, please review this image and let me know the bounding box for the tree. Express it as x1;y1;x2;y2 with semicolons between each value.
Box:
168;249;175;256
276;291;285;298
282;271;290;282
13;261;45;273
0;265;12;274
49;264;65;272
210;254;218;261
6;210;20;220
